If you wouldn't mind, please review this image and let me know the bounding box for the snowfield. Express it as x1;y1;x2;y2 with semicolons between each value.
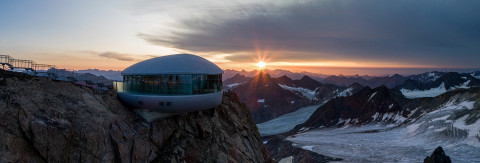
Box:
400;83;447;99
256;104;323;136
288;126;480;162
287;100;480;162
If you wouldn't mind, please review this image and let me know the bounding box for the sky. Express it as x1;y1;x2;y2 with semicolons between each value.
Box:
1;0;479;75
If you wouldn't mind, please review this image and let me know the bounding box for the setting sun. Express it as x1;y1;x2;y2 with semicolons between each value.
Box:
256;61;266;69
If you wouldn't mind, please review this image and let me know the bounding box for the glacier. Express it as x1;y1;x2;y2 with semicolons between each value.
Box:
257;104;323;136
287;100;480;162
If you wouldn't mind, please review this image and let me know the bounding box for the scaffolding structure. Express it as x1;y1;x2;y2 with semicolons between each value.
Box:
0;54;112;91
9;59;36;71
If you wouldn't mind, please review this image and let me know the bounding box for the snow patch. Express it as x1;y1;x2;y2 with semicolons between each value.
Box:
372;112;380;120
428;100;475;115
368;92;377;101
432;115;450;121
451;80;470;89
302;146;315;151
257;99;265;103
226;82;244;88
393;113;407;123
279;84;317;100
299;127;310;132
338;87;353;97
427;72;440;81
278;156;293;163
470;73;480;79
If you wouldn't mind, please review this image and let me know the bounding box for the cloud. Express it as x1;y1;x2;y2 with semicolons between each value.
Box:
89;51;160;61
98;52;139;61
139;0;480;67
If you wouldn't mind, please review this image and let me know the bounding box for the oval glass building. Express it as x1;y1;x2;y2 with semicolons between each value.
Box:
115;54;223;117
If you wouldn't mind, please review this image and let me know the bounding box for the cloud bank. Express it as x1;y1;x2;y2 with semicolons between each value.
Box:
140;0;480;67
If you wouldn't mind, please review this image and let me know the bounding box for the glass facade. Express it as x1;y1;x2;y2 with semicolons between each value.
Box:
115;74;222;95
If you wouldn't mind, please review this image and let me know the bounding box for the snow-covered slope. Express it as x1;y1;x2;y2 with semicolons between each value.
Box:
471;71;480;79
288;96;480;162
401;82;448;98
398;72;480;99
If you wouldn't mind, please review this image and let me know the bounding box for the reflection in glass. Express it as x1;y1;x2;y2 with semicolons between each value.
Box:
116;74;222;95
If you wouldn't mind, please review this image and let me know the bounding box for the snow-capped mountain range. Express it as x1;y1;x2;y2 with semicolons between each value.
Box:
226;70;480;124
256;71;480;162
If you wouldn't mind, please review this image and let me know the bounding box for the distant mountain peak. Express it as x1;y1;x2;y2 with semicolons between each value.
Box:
300;75;314;81
232;73;246;78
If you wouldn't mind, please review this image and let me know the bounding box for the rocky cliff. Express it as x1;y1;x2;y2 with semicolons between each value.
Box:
0;70;272;162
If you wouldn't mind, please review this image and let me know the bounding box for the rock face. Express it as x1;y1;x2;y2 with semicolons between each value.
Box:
423;147;452;163
0;70;272;162
264;135;342;163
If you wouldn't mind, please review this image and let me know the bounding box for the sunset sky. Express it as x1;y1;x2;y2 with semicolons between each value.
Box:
1;0;479;75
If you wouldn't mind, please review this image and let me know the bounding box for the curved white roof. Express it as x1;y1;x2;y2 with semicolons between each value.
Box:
122;54;223;75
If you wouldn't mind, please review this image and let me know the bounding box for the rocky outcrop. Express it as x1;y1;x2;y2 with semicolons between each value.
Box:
423;147;452;163
0;70;272;162
264;135;342;163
